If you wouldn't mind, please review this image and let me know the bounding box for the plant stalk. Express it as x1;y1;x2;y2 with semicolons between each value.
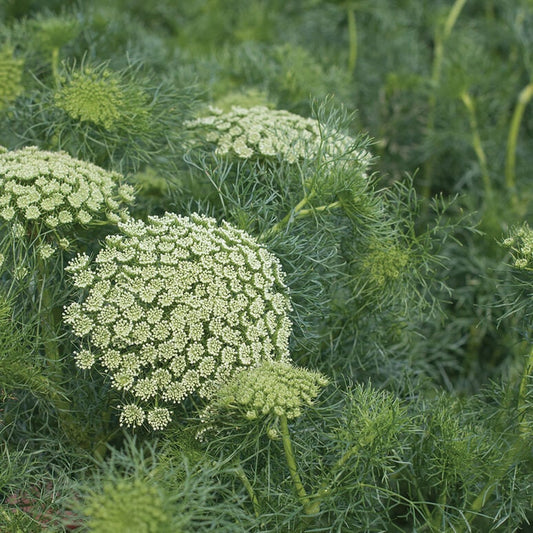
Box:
505;82;533;211
279;415;319;515
460;90;492;204
346;4;357;75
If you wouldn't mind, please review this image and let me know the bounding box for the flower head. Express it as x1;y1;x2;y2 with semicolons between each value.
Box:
503;223;533;271
55;65;150;132
83;478;171;533
0;146;134;235
185;105;370;166
213;360;329;420
64;212;293;430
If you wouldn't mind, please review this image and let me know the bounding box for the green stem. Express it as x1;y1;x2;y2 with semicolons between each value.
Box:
460;90;492;204
51;47;60;86
235;463;261;518
422;0;468;200
260;191;315;241
346;4;357;75
505;82;533;210
517;344;533;437
279;415;319;515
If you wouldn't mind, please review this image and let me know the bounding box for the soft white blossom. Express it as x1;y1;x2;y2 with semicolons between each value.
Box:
65;212;293;430
186;105;371;167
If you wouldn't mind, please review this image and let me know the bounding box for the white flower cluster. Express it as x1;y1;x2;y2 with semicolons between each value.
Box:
214;360;328;420
64;212;293;430
0;146;134;232
185;105;369;165
503;223;533;271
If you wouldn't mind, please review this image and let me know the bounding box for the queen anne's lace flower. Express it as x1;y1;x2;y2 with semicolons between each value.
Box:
0;146;134;238
185;105;370;166
64;212;293;430
213;360;328;420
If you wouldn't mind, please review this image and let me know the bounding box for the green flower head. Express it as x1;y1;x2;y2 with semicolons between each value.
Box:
360;238;410;287
64;212;293;430
214;360;329;420
0;146;134;235
83;478;172;533
185;105;370;166
0;45;24;110
503;223;533;271
55;65;150;132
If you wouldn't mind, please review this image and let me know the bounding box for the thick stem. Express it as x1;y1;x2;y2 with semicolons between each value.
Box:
279;415;319;515
505;82;533;210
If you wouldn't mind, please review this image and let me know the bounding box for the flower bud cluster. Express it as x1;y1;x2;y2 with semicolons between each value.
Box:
83;478;171;533
55;66;149;132
214;360;328;420
0;146;134;235
0;45;24;110
503;223;533;270
64;212;293;430
185;105;368;165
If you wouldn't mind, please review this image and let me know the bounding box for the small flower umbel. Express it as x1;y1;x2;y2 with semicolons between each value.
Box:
206;361;328;516
0;146;134;246
186;105;369;165
64;212;293;430
214;360;328;421
503;223;533;271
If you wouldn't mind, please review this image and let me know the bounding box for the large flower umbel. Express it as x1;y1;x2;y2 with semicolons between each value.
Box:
64;212;293;430
0;146;134;232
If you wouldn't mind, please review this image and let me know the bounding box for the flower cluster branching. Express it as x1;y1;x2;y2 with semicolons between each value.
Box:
64;212;293;430
186;105;369;165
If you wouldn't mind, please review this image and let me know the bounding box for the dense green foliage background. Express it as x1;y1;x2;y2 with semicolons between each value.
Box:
0;1;532;531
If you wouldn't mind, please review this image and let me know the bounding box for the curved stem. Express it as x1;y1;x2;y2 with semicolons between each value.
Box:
460;90;492;204
505;82;533;210
235;463;261;518
260;191;315;241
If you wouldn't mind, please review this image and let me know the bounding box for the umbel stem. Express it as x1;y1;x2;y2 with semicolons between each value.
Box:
505;82;533;211
279;415;320;515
